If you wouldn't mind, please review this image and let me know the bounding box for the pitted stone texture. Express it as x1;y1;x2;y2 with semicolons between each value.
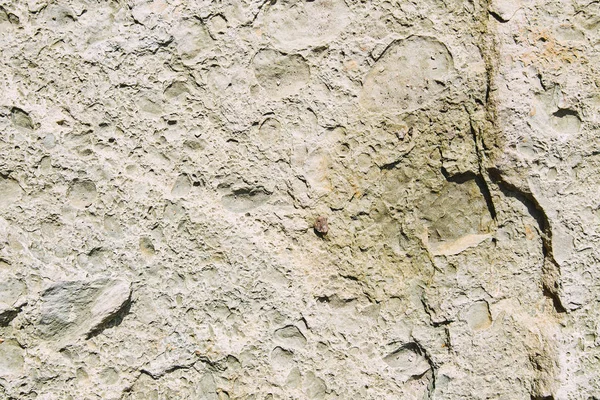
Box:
257;0;352;52
253;49;310;99
0;0;598;398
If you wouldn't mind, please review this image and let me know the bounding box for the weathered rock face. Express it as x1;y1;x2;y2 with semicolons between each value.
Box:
33;279;131;344
0;0;598;398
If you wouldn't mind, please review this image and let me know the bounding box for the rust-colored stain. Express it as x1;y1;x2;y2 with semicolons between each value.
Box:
525;224;536;240
519;28;587;70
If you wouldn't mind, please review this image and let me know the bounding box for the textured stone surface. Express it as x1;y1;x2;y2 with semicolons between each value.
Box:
33;278;131;344
0;0;599;398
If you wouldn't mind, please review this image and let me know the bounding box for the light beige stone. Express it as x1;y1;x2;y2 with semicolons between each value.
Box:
0;0;598;397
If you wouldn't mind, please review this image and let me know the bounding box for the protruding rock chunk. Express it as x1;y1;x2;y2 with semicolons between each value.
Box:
34;278;131;344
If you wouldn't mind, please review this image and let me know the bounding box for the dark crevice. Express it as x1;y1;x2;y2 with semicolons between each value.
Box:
232;186;272;197
315;294;356;308
242;0;275;27
488;169;548;234
440;167;476;183
0;303;25;327
379;159;403;170
552;108;580;119
138;351;229;381
431;319;453;328
489;10;509;23
87;295;133;339
474;0;562;394
464;104;499;223
0;309;20;326
475;175;498;221
140;364;192;380
474;27;565;315
543;285;567;313
485;76;492;103
411;340;436;399
313;227;328;239
421;296;453;327
196;355;226;371
441;168;498;221
488;168;566;313
378;145;415;170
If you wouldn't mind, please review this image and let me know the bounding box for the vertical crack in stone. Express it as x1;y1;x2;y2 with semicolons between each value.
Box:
473;0;565;315
413;340;436;400
440;166;498;223
472;1;563;396
487;169;566;313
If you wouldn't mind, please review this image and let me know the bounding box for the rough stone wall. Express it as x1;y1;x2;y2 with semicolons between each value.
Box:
0;0;598;399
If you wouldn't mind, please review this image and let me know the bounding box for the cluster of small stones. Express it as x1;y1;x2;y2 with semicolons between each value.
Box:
0;0;599;399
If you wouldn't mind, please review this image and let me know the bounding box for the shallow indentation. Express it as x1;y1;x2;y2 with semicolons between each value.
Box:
172;18;213;64
421;179;494;242
271;346;295;372
383;342;431;378
171;174;191;197
259;0;351;51
221;187;271;212
464;300;492;330
360;36;454;113
253;49;310;98
67;180;97;208
10;107;33;130
258;117;282;142
274;325;307;349
0;340;24;378
0;177;23;207
550;109;581;134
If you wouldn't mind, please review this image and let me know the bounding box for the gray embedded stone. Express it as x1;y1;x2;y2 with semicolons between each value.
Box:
34;278;131;344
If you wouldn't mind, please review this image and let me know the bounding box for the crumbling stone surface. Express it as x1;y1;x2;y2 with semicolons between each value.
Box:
0;0;598;398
